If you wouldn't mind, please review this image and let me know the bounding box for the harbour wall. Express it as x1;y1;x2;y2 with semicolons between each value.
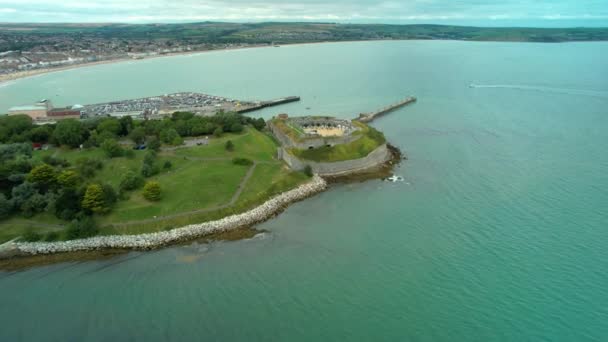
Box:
278;144;391;176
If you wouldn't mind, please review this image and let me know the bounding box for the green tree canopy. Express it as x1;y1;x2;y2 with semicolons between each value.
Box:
129;127;146;145
52;119;84;147
143;181;161;201
101;138;124;158
82;184;107;214
57;170;80;188
97;118;122;136
27;163;57;186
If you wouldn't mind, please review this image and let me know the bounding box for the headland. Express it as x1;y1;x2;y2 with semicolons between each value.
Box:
0;93;415;264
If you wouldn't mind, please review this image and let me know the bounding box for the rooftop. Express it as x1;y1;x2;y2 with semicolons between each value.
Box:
8;105;47;112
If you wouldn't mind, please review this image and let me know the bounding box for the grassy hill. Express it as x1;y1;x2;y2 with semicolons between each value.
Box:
0;127;309;242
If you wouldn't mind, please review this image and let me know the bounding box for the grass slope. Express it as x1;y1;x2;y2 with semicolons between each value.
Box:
0;127;310;242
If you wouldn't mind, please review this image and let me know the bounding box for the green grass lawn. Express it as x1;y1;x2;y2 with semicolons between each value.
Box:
0;214;64;243
288;121;386;162
100;163;310;236
175;127;278;161
99;160;249;224
0;126;312;242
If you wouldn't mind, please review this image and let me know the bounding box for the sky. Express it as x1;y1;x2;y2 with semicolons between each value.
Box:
0;0;607;26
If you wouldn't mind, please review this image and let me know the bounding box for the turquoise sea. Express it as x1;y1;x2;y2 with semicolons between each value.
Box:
1;41;608;341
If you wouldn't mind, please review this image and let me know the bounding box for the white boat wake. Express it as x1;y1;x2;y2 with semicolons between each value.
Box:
469;84;608;99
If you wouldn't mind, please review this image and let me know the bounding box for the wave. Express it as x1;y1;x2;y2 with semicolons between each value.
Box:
469;84;608;99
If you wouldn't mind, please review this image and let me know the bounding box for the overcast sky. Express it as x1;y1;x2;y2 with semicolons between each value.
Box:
0;0;607;26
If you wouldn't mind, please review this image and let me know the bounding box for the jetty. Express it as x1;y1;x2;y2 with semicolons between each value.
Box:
356;96;417;123
237;96;300;114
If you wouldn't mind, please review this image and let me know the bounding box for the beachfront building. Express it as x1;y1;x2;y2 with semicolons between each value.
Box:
8;100;82;123
8;99;52;120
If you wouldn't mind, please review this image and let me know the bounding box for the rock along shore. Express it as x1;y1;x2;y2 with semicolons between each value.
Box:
1;175;327;258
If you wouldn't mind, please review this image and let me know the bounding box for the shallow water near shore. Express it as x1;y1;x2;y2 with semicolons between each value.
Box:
1;41;608;341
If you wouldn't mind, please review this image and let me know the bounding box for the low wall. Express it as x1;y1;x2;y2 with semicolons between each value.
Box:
1;176;327;257
279;144;391;176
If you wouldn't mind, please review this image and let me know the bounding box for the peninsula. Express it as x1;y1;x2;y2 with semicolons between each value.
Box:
0;93;414;260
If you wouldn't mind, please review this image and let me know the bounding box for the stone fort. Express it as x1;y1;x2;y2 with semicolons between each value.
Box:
269;114;363;150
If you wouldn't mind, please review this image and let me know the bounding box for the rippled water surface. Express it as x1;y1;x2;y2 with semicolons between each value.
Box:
1;41;608;341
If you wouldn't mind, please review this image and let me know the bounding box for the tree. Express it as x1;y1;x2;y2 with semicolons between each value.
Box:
66;216;98;240
175;120;190;137
97;118;122;136
52;119;84;147
82;184;107;214
29;125;53;143
141;151;159;177
76;158;103;178
0;194;12;219
20;192;52;218
0;115;33;143
225;140;235;151
163;161;172;170
55;188;82;220
304;165;314;177
171;135;184;146
118;116;134;136
160;128;180;144
57;170;80;188
230;122;244;133
101;183;117;207
119;171;144;192
27;163;56;186
213;127;223;137
11;182;36;208
143;181;161;201
101;138;124;158
148;136;161;151
129;127;146;145
251;118;266;131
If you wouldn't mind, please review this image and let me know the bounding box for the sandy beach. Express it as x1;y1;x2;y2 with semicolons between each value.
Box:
0;44;274;85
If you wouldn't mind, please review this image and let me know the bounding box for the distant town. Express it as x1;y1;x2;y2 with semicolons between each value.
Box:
2;22;607;78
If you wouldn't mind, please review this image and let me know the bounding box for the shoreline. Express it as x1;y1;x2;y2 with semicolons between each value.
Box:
0;38;535;85
0;44;274;85
0;145;404;268
1;37;600;85
0;175;327;260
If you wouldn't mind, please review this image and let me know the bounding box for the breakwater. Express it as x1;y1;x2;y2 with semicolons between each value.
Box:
0;176;327;258
237;96;301;114
357;96;417;123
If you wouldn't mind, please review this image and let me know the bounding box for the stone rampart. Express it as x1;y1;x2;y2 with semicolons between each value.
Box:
279;144;391;176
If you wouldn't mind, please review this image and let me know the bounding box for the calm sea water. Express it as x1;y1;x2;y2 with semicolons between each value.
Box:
1;41;608;341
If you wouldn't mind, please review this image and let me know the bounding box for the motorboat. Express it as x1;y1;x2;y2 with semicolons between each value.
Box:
386;175;404;182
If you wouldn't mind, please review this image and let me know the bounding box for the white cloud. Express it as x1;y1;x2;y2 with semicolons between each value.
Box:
0;0;606;23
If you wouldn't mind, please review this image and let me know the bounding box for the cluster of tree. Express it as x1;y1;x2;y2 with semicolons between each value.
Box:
0;111;266;151
0;143;120;238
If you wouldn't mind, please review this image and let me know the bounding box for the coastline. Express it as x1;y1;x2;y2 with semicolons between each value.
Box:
0;44;273;85
0;39;426;85
0;175;327;259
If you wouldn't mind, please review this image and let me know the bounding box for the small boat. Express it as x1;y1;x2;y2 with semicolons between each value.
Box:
386;175;404;182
